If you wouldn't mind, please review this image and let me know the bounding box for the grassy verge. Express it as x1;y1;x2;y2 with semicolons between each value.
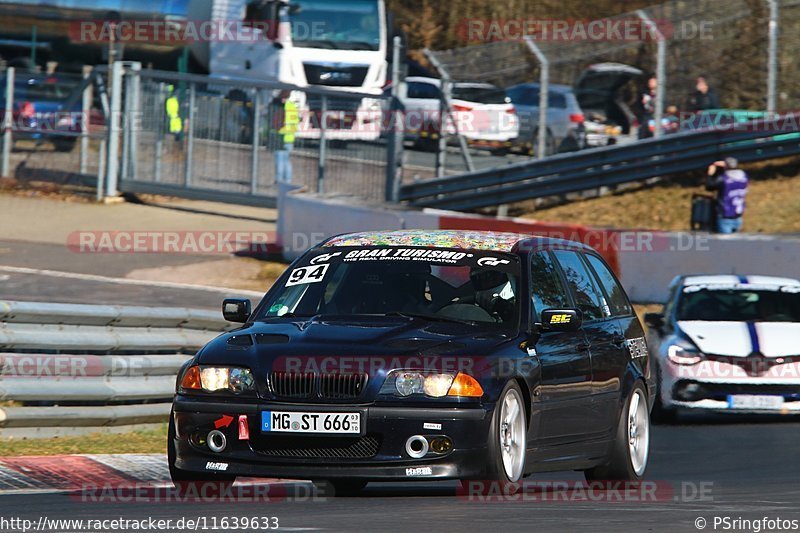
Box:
0;424;168;456
519;165;800;234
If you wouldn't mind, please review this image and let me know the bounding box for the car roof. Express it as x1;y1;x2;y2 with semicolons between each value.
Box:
681;275;800;287
322;229;592;253
405;77;499;91
508;82;574;93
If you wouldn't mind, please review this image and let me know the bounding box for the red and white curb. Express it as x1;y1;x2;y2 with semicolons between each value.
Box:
0;454;294;495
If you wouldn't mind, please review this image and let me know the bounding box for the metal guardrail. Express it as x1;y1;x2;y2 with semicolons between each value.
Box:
0;301;233;438
399;114;800;211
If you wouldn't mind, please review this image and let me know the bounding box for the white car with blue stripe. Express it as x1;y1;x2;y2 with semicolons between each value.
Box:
645;275;800;421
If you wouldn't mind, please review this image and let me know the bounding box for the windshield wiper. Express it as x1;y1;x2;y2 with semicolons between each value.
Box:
262;312;313;319
293;39;342;49
341;41;378;51
382;311;478;325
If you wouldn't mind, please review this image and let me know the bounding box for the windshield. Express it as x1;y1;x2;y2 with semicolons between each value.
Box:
290;0;381;51
258;247;521;329
677;287;800;322
13;78;78;102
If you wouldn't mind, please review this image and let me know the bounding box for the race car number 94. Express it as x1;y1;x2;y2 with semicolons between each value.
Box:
262;411;361;434
285;264;329;286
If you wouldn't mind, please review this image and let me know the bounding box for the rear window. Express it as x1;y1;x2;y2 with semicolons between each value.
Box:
452;85;508;105
586;254;632;316
507;87;568;108
407;82;441;100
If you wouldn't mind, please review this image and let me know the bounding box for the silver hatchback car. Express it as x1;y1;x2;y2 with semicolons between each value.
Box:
506;83;586;157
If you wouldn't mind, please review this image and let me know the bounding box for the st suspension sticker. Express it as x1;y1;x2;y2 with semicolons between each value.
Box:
285;264;330;287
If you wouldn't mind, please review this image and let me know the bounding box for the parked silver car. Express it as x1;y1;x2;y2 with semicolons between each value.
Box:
505;83;586;157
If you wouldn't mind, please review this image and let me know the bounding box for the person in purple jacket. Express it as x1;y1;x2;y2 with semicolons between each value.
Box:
705;157;749;234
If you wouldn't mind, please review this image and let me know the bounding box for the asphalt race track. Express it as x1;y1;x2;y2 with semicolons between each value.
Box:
1;416;798;532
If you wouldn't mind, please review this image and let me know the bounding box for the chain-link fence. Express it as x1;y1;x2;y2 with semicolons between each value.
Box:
0;67;107;192
426;0;800;152
118;67;393;204
2;62;396;205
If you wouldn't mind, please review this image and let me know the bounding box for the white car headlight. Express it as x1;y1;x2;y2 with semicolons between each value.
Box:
385;370;456;398
180;365;255;393
667;344;703;365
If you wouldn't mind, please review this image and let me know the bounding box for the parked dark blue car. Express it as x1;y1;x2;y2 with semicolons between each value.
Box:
0;73;82;152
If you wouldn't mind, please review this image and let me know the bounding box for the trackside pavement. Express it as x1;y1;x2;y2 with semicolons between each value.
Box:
0;194;278;308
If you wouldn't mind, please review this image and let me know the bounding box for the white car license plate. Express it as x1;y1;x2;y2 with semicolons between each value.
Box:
261;411;361;434
727;395;784;410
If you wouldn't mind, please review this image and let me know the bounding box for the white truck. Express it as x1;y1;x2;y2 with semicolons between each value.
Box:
0;0;389;140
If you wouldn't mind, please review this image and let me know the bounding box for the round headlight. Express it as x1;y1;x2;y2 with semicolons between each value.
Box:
229;368;254;392
395;372;424;396
423;373;455;397
200;367;229;391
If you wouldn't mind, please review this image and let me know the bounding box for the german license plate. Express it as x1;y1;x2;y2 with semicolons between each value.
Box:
727;395;784;410
261;411;361;434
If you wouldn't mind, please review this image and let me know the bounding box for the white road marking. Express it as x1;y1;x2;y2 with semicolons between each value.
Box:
0;265;263;298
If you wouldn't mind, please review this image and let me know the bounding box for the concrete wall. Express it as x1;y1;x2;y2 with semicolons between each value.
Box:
279;191;439;260
618;232;800;302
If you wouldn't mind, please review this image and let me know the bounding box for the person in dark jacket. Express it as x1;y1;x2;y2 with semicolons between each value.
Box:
688;76;720;112
638;76;658;139
706;157;749;234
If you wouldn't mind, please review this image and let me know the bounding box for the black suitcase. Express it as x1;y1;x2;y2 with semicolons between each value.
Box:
691;194;716;231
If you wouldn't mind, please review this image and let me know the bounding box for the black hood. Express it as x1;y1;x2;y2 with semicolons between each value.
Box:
195;316;515;401
199;316;512;364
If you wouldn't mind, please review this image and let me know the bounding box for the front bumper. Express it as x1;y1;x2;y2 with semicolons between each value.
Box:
172;397;492;481
659;358;800;414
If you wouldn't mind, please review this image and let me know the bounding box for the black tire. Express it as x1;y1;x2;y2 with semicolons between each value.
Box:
167;410;236;495
584;382;650;482
317;480;368;497
484;381;527;489
53;139;76;153
414;136;439;152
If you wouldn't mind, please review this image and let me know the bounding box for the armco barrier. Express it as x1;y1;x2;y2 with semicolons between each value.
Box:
0;301;232;438
399;114;800;210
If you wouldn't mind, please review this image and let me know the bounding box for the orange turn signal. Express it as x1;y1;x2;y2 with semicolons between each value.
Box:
180;366;202;390
447;372;484;397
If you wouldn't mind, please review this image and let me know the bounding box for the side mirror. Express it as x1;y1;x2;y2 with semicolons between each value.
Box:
223;298;251;323
644;312;665;329
540;309;583;332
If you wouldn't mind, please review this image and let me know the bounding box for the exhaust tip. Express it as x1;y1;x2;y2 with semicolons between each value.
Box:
405;435;429;459
207;429;227;453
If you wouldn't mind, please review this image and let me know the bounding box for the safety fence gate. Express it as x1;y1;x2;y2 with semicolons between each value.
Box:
106;62;398;206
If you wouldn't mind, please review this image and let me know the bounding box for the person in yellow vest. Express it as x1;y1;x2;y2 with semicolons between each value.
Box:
274;90;299;183
165;85;183;144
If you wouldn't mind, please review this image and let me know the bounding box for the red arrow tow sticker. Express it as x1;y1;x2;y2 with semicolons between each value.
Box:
214;415;234;429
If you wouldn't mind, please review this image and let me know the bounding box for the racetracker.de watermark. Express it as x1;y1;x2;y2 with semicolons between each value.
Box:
74;481;320;504
459;480;714;503
455;18;715;43
70;20;327;43
67;231;277;254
